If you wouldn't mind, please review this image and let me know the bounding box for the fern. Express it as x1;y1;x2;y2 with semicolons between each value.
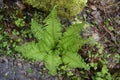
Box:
62;52;87;69
16;7;88;75
59;23;87;52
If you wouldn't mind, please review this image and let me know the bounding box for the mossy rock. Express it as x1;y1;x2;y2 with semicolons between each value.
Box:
23;0;87;18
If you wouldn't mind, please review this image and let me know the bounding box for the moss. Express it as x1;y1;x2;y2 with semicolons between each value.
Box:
23;0;87;18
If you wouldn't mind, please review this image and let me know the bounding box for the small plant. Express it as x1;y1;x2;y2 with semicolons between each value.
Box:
114;54;120;63
15;7;88;75
92;65;112;80
14;17;26;27
0;27;13;55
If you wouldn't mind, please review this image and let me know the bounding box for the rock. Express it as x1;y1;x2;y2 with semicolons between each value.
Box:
23;0;87;19
90;5;97;10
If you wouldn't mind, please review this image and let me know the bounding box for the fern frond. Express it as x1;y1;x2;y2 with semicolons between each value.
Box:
45;51;61;75
37;7;62;51
64;23;85;36
37;32;55;52
60;23;87;52
62;52;88;69
31;19;43;40
44;7;62;42
16;42;47;61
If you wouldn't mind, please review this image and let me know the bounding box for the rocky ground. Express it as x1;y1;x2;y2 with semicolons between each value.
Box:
0;55;61;80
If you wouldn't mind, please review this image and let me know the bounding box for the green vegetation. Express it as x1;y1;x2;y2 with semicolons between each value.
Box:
14;17;26;27
15;7;89;75
92;65;112;80
23;0;87;18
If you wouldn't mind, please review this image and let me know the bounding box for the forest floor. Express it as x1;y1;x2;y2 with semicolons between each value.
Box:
0;0;120;80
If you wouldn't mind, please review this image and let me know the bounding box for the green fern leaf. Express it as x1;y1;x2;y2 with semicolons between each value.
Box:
16;42;47;61
31;19;56;51
62;52;88;69
63;23;84;35
44;7;62;42
45;51;61;75
37;7;62;51
60;23;87;52
31;19;43;40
